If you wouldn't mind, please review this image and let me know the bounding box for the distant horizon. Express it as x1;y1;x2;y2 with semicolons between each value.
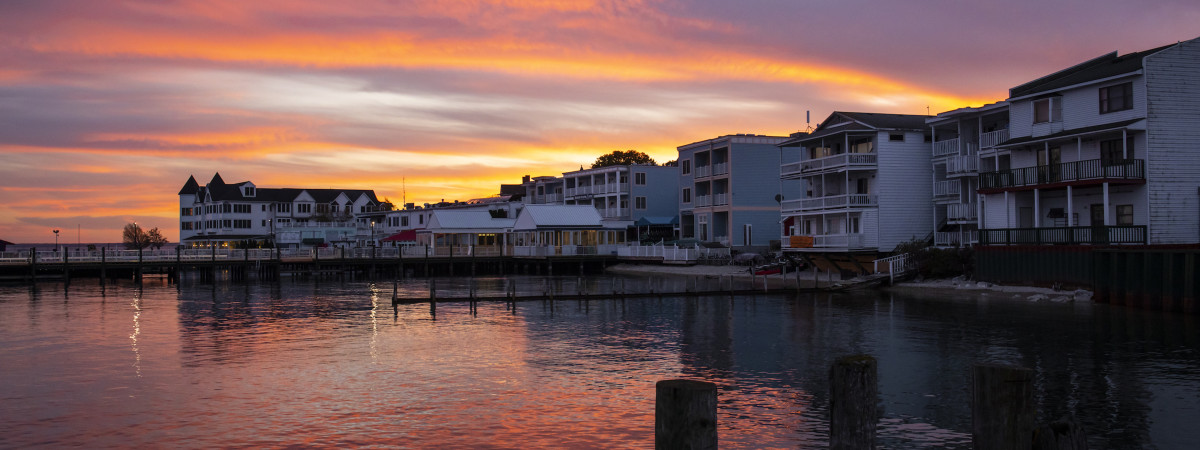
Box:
3;1;1199;243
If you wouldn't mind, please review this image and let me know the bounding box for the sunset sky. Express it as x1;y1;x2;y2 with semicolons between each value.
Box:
2;0;1198;243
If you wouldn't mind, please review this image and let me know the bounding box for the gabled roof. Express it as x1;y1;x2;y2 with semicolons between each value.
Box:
513;205;605;230
781;111;929;145
184;173;379;204
427;210;516;230
178;176;200;195
1009;43;1176;98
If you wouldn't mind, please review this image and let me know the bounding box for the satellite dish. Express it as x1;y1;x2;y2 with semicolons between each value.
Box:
774;194;782;204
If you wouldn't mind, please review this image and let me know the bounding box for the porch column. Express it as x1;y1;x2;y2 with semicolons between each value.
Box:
1033;189;1040;228
1066;185;1074;227
1077;137;1082;161
1103;183;1111;226
1122;129;1128;158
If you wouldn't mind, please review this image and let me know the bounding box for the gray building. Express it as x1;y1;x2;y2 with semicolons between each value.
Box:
678;134;799;250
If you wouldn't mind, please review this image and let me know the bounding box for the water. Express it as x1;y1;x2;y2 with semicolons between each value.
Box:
2;276;1198;448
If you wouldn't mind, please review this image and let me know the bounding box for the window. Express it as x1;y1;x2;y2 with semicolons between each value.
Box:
635;172;646;185
297;203;311;214
222;219;232;228
856;178;869;194
181;207;192;216
181;222;193;230
233;204;251;214
846;216;860;233
401;216;410;227
278;203;291;213
889;133;904;142
1100;136;1135;165
850;137;873;153
1033;97;1061;124
1100;82;1133;113
635;197;647;209
419;215;424;225
1116;205;1134;225
222;204;232;213
261;220;267;227
262;205;267;212
682;159;691;175
243;186;255;196
683;188;692;203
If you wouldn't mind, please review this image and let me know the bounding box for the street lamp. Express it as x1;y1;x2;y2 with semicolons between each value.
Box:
53;229;60;252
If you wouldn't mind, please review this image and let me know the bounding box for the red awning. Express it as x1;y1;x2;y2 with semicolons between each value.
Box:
382;229;421;242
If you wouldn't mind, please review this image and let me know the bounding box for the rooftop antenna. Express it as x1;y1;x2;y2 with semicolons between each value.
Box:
927;105;930;115
402;177;407;205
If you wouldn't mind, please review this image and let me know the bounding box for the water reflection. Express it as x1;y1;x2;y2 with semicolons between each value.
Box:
0;278;1197;448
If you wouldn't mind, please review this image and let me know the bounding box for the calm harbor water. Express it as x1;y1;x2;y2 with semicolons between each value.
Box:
2;276;1198;448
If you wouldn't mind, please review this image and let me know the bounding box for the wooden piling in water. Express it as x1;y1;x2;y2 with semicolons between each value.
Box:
972;364;1035;450
1032;417;1088;450
829;355;878;449
655;379;717;450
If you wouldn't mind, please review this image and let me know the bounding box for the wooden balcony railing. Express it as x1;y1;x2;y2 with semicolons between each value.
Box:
979;129;1009;148
934;180;961;197
979;159;1144;190
781;153;877;177
933;138;959;157
979;225;1146;245
946;154;978;176
947;203;977;221
781;194;877;213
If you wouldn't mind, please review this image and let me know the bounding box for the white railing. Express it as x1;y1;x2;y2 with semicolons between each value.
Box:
599;208;630;219
695;165;712;178
782;194;877;213
695;195;711;207
815;233;865;249
947;203;978;221
277;221;357;229
979;129;1009;148
873;252;918;284
933;138;959;157
616;243;713;263
946;154;979;176
545;193;561;203
935;230;979;247
781;153;878;177
934;180;961;197
713;193;728;206
712;162;729;176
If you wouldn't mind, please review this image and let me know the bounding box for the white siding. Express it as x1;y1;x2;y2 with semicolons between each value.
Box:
1145;38;1200;244
862;209;879;249
1009;100;1034;139
1060;75;1146;130
876;131;934;251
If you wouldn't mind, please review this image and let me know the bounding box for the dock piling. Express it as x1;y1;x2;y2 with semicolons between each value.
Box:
829;355;878;449
655;379;718;449
972;364;1035;450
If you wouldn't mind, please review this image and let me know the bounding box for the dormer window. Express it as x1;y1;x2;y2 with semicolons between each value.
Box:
243;186;255;196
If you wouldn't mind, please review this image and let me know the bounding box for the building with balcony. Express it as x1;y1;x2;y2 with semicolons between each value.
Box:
561;164;679;233
927;102;1010;247
522;175;564;205
977;37;1200;246
678;134;797;250
779;112;932;261
178;173;380;248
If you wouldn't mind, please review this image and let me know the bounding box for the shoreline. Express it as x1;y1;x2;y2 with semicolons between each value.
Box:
606;262;1092;303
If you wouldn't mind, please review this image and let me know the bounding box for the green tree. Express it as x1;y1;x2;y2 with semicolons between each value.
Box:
591;150;656;168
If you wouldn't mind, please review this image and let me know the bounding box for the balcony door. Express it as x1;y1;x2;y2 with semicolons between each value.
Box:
1037;146;1061;183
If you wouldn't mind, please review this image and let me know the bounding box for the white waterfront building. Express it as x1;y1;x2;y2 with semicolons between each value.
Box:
178;173;381;248
779;112;933;260
973;37;1200;246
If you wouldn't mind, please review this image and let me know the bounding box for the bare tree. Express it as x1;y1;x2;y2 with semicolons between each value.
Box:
146;227;169;249
123;223;150;250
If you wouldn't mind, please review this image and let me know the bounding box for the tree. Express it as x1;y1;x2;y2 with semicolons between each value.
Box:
146;228;169;249
123;223;150;250
592;150;656;168
662;159;678;167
